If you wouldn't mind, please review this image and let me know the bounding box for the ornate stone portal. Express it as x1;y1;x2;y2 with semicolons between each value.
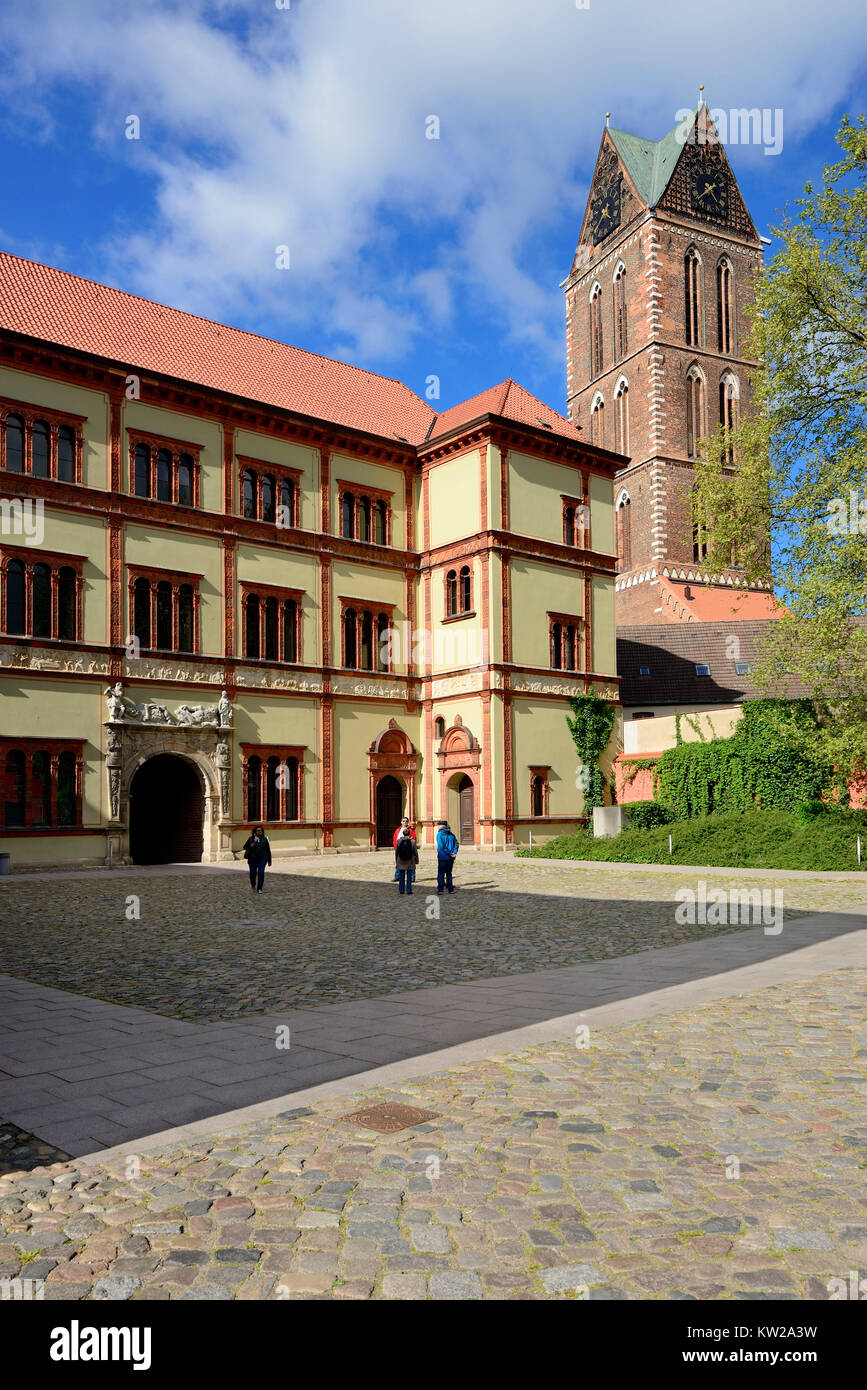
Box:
104;685;234;864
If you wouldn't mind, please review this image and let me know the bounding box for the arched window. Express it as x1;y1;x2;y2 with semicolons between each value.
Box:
4;749;26;827
266;756;280;821
459;565;471;613
614;379;629;455
32;421;50;478
58;566;76;640
446;569;457;616
341;492;354;538
57;750;76;825
358;497;370;543
693;489;709;561
343;608;357;667
551;621;562;670
589;284;603;376
280;477;296;527
156;449;172;502
177;454;193;506
31;749;51;826
531;775;544;818
247;756;261;822
6;559;25;634
686;367;705;459
590;395;604;448
177;584;194;652
245;592;260;659
684;247;702;346
283;598;298;662
134;443;150;497
264;595;279;660
242;469;256;519
261;474;276;524
57;426;75;482
616;494;631;571
32;562;51;638
5;415;24;472
360;610;373;670
435;716;446;740
377;612;390;672
613;264;628;359
719;374;739;463
374;499;387;545
285;756;299;820
717;258;733;354
133;576;151;648
156;580;173;649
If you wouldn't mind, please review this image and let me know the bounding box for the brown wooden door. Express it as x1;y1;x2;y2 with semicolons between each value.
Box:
458;775;474;844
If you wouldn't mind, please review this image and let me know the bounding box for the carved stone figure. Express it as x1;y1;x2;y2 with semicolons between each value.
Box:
218;690;232;727
108;766;121;819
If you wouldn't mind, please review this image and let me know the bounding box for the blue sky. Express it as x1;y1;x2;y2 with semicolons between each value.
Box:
0;0;865;420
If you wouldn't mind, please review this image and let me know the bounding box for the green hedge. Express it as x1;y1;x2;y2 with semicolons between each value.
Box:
517;808;867;871
653;700;836;820
626;800;674;829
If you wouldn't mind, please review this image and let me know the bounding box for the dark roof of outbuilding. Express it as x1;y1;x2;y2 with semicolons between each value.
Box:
618;621;810;707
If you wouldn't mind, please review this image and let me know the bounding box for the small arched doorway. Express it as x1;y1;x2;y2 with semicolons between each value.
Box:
129;754;204;864
375;774;404;848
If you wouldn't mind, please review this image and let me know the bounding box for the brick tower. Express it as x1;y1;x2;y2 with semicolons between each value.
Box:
564;102;776;624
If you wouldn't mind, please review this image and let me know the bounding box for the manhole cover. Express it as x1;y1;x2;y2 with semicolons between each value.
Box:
341;1102;440;1134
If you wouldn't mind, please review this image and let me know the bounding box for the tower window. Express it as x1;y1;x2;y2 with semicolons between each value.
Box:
613;265;628;360
719;375;739;464
590;395;604;448
616;495;631;570
686;368;705;459
589;285;603;377
717;258;733;354
684;248;702;347
614;380;629;455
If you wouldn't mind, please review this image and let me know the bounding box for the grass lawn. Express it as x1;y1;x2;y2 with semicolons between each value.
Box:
517;808;867;872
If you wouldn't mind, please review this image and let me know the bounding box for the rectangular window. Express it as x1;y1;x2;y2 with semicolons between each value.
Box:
337;481;392;544
548;613;583;673
127;567;201;653
127;430;202;506
242;745;305;823
1;400;85;482
240;584;303;664
0;547;84;641
1;740;84;829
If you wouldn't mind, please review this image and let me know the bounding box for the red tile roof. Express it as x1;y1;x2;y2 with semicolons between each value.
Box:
425;378;584;446
0;251;436;443
0;252;591;454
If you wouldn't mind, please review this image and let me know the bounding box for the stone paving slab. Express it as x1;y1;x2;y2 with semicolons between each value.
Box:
0;966;863;1300
3;858;864;1022
0;903;863;1154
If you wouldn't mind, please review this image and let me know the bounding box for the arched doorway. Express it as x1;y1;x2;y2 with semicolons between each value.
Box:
129;754;204;864
375;774;403;848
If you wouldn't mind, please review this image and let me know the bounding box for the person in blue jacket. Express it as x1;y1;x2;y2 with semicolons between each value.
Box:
435;819;459;894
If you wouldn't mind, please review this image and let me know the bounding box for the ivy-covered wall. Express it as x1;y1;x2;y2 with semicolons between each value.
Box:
652;700;837;819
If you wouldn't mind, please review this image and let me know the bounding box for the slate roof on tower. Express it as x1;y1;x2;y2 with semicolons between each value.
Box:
607;106;699;209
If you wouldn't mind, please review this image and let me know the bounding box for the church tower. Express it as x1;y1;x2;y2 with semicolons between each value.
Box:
564;101;775;623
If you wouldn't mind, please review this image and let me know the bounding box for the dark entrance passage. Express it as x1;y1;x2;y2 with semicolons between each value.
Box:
459;775;474;845
375;774;403;848
130;754;203;864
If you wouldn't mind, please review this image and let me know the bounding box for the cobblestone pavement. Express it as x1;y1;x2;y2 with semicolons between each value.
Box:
0;966;863;1301
0;1122;69;1178
1;858;859;1021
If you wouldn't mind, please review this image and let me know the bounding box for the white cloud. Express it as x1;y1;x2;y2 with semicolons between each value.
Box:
0;0;865;368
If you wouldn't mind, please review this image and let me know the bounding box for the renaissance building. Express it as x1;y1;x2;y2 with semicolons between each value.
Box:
0;252;621;864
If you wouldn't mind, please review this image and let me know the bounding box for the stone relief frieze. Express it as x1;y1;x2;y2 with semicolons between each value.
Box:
0;645;110;675
236;666;323;693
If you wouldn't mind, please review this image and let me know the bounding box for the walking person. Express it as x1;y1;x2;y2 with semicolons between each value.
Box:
392;815;416;882
435;819;459;894
243;825;272;893
395;824;418;894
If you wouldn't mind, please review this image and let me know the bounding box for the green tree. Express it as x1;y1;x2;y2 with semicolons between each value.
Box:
694;114;867;781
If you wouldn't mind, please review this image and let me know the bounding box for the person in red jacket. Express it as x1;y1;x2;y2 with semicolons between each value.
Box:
392;816;416;883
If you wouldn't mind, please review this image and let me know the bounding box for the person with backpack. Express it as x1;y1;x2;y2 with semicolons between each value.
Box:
392;815;416;882
243;825;272;893
435;819;459;894
394;825;419;894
